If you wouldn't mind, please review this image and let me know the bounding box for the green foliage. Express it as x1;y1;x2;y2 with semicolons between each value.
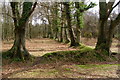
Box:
73;2;96;29
79;2;96;12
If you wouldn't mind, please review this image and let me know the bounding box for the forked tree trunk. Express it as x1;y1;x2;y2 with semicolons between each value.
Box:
6;2;37;60
95;1;120;55
9;26;30;60
95;2;109;55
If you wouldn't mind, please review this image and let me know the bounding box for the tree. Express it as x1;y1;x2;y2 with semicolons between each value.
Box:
96;0;120;55
74;2;96;45
4;2;37;60
60;3;70;43
63;2;77;46
59;3;63;42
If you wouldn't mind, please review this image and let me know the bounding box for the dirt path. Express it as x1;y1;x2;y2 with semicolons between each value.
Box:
2;38;78;57
2;38;119;56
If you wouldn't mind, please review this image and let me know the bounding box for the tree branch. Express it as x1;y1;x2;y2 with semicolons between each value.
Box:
19;2;37;27
113;13;120;27
29;2;37;17
107;0;115;10
107;1;120;19
0;13;14;18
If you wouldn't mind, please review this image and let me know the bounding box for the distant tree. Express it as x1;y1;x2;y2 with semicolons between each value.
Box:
83;11;98;38
75;2;96;45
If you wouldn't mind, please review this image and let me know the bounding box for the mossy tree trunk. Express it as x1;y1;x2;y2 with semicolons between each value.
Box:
61;3;69;43
75;2;81;46
96;2;108;51
7;2;37;60
96;1;120;55
74;2;96;46
64;2;77;46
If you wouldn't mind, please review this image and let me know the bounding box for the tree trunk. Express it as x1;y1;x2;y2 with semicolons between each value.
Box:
46;10;53;38
64;2;76;46
59;3;63;42
106;21;117;52
63;24;69;43
9;26;30;60
95;20;107;50
75;2;81;46
60;27;63;42
95;2;109;55
5;2;37;60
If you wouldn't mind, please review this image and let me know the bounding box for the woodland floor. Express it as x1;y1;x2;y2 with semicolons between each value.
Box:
2;38;120;78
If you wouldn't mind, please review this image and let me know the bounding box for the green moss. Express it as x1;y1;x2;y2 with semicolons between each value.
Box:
80;46;93;53
76;64;120;69
79;44;86;48
43;53;53;57
79;44;93;53
41;44;116;64
48;70;58;73
2;50;34;62
2;51;12;59
64;68;71;71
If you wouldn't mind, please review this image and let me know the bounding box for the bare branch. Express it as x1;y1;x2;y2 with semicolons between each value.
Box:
113;13;120;26
0;13;14;18
107;1;120;19
107;0;115;10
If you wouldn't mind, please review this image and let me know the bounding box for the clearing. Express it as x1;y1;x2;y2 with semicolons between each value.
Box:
2;38;120;78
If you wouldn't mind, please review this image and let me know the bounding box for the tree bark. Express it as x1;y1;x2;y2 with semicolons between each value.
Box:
75;2;81;46
59;3;64;42
64;2;76;46
63;23;70;43
6;2;37;60
9;26;29;60
95;1;120;55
